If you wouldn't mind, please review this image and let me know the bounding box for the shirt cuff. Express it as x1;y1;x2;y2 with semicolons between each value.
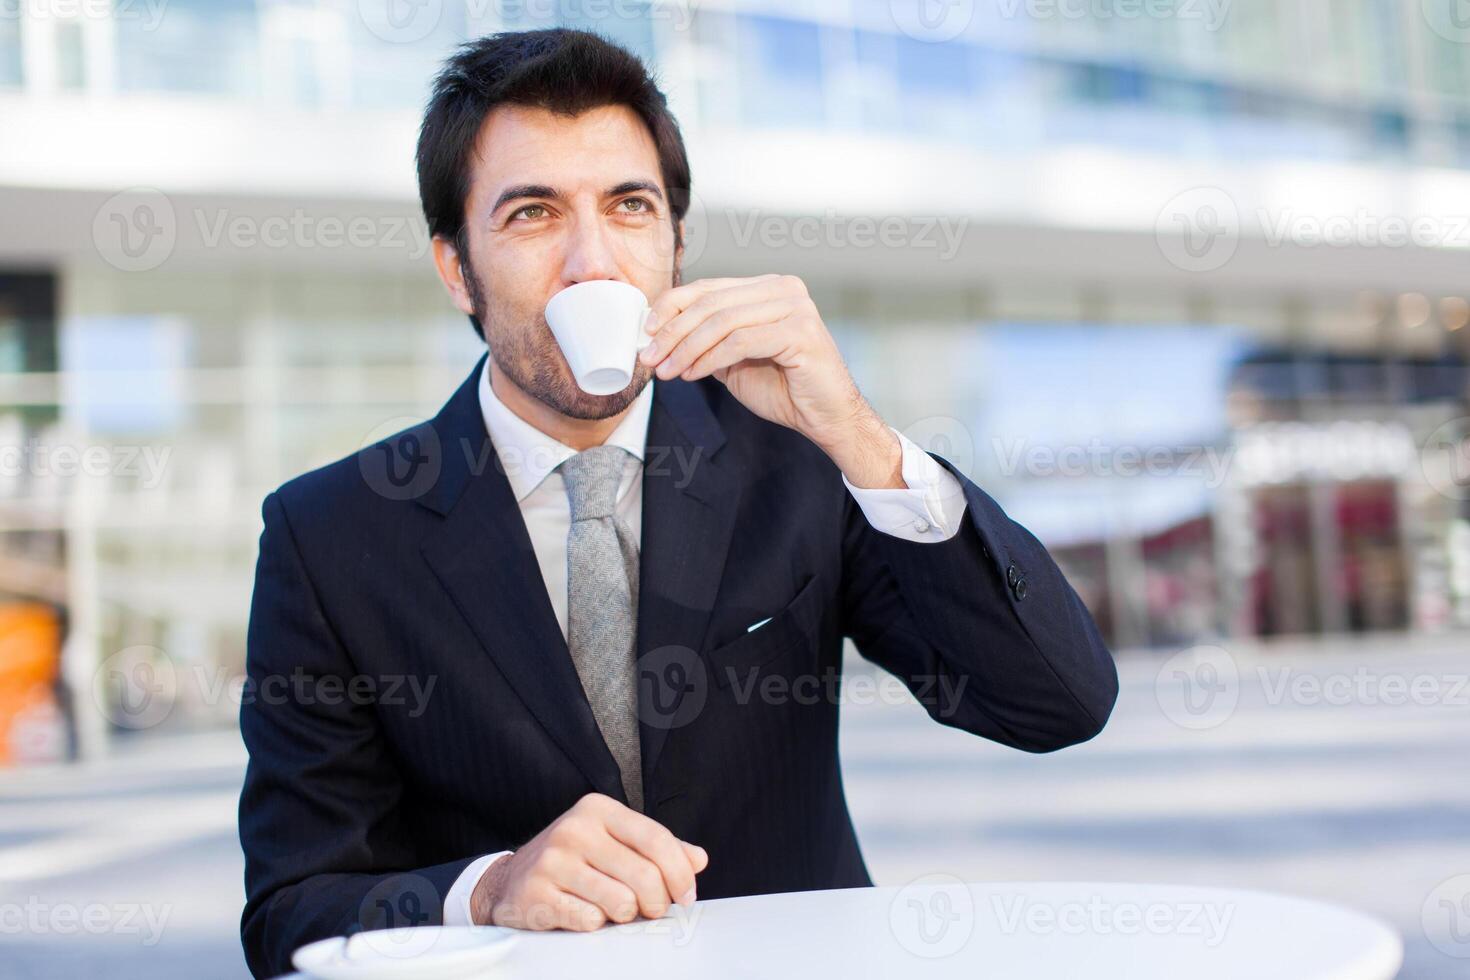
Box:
841;427;969;543
443;850;514;927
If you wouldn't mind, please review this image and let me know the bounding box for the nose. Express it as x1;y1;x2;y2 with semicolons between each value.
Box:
559;208;623;287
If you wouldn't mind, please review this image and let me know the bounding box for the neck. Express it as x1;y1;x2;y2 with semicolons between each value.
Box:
488;359;630;452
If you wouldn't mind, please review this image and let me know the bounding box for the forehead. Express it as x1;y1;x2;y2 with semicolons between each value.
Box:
470;103;663;193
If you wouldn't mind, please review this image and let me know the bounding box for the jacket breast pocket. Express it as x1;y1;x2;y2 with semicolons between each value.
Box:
704;574;823;691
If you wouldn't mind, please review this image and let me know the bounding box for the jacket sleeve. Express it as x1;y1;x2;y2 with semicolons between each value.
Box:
839;454;1118;752
237;491;475;978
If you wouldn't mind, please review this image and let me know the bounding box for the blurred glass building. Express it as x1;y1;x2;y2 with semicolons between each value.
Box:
2;0;1469;760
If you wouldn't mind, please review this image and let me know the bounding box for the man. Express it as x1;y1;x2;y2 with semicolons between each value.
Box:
238;27;1118;978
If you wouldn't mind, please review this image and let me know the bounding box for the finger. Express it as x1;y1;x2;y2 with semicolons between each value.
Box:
603;811;700;909
604;809;701;907
652;298;793;380
681;840;709;873
681;321;791;381
647;275;784;349
548;888;608;932
557;860;642;924
584;832;678;919
644;277;787;368
646;273;782;333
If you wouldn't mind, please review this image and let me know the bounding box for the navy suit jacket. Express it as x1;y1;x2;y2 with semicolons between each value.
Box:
238;353;1118;977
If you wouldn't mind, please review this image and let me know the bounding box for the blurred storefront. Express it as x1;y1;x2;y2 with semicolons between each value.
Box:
3;1;1470;757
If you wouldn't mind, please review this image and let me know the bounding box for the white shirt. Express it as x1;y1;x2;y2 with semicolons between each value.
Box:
444;354;968;923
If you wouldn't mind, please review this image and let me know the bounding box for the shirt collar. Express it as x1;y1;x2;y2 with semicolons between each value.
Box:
477;353;654;503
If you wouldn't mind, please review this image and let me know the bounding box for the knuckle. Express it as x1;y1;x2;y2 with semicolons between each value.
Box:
523;883;558;922
609;888;640;922
553;821;596;854
623;822;653;851
636;865;665;897
652;825;680;854
548;820;580;847
574;904;606;931
538;844;570;874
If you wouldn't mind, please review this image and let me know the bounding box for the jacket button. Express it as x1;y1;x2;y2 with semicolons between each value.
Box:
1006;563;1019;588
1013;577;1028;601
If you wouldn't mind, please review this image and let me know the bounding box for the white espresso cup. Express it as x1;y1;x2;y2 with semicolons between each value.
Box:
544;280;654;396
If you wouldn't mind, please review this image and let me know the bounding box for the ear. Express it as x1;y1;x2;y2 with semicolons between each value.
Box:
431;235;477;318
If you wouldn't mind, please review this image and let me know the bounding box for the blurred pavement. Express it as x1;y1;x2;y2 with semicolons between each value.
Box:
1;633;1466;979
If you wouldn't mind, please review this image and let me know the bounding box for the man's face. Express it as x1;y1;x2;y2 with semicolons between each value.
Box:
449;103;681;420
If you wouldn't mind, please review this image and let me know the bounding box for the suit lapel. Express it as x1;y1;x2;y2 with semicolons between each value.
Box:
418;355;627;801
414;359;742;809
635;379;740;796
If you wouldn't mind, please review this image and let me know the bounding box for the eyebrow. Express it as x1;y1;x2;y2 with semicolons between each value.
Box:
491;180;665;217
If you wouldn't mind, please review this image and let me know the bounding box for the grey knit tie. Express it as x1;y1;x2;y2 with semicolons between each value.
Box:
560;445;643;812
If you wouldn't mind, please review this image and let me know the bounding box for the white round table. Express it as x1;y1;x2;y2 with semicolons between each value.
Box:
289;880;1404;979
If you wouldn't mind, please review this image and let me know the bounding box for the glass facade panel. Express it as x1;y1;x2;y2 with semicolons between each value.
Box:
0;17;21;87
115;0;261;96
736;14;825;127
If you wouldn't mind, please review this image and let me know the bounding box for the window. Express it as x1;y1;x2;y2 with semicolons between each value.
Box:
0;17;21;87
116;0;260;96
735;14;824;127
55;22;85;90
557;0;656;65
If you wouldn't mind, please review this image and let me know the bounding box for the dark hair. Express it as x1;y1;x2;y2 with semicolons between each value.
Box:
417;28;693;338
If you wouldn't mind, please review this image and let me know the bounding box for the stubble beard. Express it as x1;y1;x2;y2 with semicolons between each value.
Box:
466;255;675;421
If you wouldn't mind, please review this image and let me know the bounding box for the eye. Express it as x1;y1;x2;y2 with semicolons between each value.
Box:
618;197;654;214
510;204;547;221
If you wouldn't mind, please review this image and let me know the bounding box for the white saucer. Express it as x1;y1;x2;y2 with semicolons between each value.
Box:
292;926;518;979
